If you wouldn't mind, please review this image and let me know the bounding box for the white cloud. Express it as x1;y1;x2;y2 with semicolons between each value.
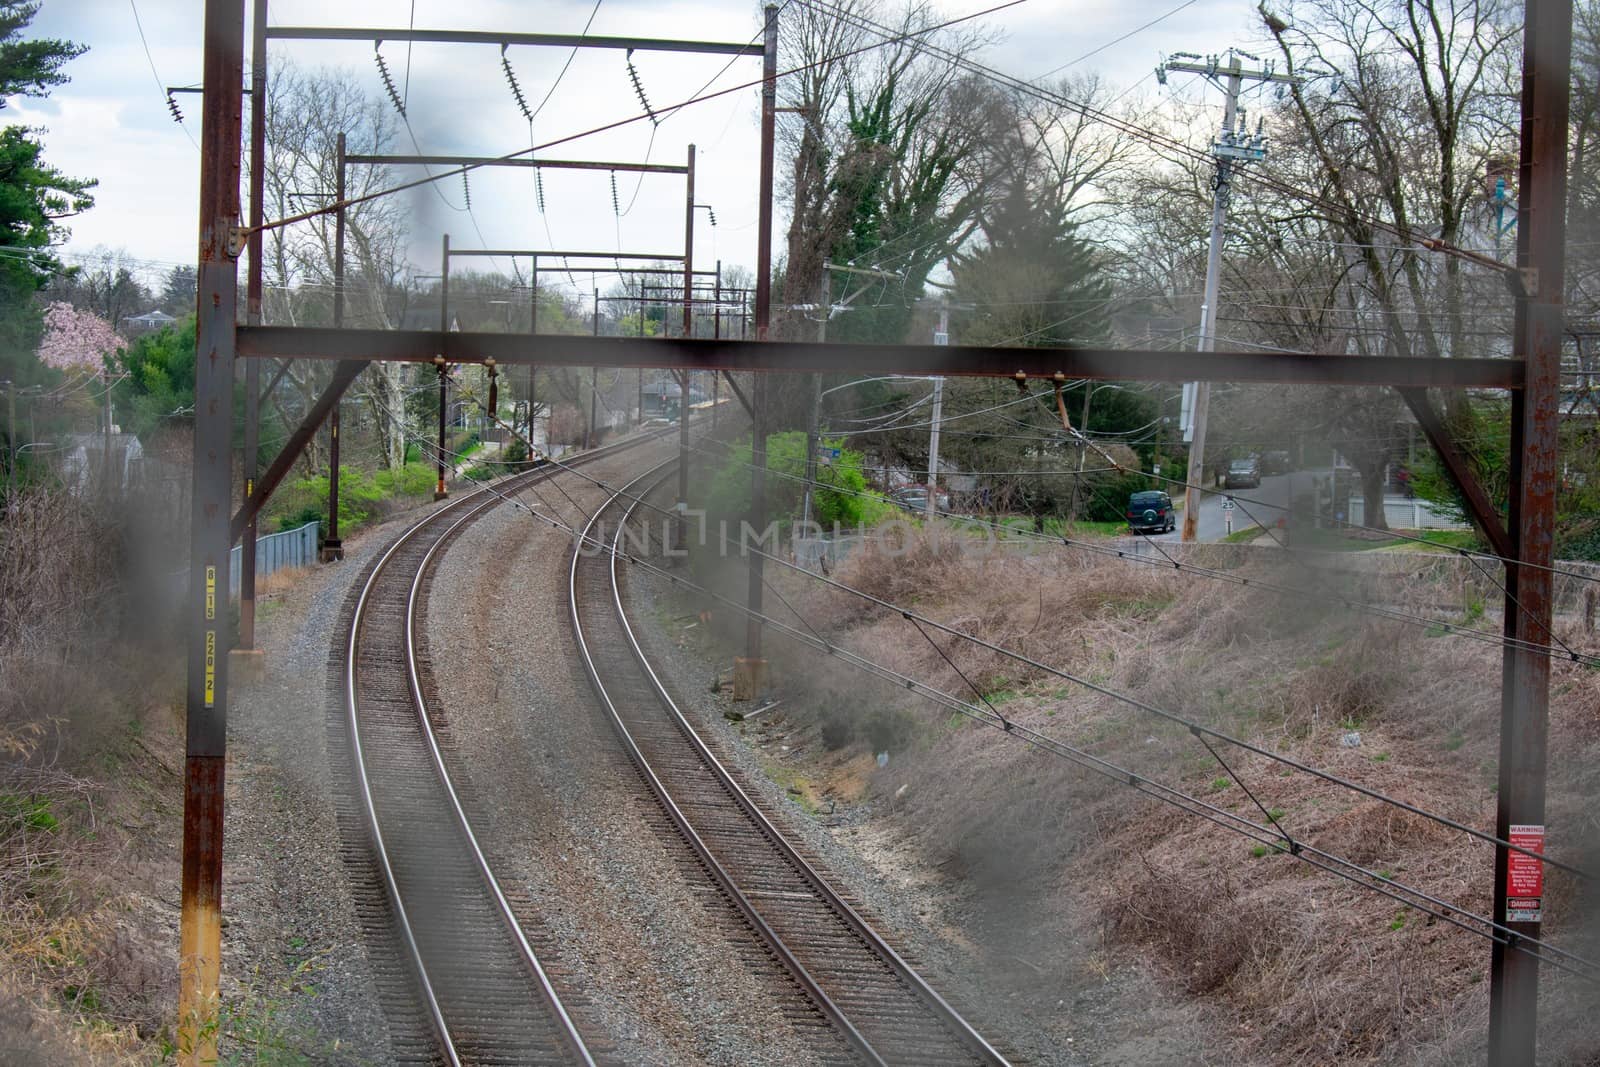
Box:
12;0;1257;298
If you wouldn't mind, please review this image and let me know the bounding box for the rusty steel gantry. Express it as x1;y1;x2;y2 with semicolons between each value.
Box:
187;1;1568;1064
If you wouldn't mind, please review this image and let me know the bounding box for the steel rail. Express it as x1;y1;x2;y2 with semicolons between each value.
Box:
570;467;1008;1065
406;487;595;1066
606;477;1009;1066
569;467;884;1065
344;429;663;1064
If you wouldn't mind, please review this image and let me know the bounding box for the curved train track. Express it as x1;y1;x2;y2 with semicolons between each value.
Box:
570;467;1010;1067
342;436;666;1065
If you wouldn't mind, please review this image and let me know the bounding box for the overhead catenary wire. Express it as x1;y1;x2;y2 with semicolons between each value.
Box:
469;422;1594;878
129;0;199;149
246;0;1028;238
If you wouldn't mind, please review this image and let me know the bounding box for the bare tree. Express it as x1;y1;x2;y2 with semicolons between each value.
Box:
261;61;412;470
777;0;997;344
1262;0;1520;411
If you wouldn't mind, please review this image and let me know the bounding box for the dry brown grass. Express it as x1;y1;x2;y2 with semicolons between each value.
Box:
0;485;182;1059
779;526;1600;1062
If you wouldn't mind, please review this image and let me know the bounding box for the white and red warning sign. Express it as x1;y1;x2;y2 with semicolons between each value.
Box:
1506;824;1545;923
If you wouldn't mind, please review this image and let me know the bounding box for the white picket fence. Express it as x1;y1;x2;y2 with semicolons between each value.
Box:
1347;496;1471;531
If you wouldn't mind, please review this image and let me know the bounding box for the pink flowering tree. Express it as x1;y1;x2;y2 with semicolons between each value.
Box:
35;302;122;373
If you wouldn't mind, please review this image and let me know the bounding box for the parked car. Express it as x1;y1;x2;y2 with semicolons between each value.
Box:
1225;457;1262;489
1126;490;1176;534
890;484;950;514
1261;450;1292;475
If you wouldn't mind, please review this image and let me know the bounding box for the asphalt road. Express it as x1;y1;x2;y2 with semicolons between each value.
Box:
1146;473;1295;543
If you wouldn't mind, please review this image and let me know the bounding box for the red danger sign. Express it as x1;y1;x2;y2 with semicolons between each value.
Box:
1506;825;1545;921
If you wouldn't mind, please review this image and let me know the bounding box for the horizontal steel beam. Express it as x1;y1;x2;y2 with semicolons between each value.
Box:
345;154;687;175
265;26;762;55
448;249;685;261
236;327;1526;389
534;267;719;276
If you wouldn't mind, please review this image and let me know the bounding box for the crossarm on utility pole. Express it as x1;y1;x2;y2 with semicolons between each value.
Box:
229;358;365;543
1397;387;1515;561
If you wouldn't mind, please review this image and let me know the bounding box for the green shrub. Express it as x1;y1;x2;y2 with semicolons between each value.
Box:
705;431;894;530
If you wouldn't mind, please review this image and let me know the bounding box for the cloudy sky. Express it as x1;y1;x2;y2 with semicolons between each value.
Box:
13;0;1256;304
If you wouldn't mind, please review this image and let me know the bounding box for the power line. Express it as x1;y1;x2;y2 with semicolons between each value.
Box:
347;390;1599;984
129;0;199;150
1032;0;1201;80
796;0;1511;277
679;432;1600;668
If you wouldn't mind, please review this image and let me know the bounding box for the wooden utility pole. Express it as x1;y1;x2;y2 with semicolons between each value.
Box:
1160;51;1294;542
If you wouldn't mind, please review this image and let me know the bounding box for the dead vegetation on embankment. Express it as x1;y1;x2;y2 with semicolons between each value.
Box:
0;484;187;1063
762;531;1600;1063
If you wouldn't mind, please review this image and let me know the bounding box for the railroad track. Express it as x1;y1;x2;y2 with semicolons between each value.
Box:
341;435;667;1065
570;468;1010;1067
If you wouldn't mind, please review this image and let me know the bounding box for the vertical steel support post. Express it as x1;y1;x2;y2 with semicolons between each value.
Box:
178;2;243;1061
324;131;346;559
1488;4;1570;1063
537;254;544;451
590;288;600;450
683;144;696;340
238;0;267;651
435;235;449;499
741;2;778;680
753;4;777;343
680;143;696;523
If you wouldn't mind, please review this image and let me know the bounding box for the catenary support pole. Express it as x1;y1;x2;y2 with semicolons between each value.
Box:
323;131;346;561
738;2;778;693
1488;3;1570;1063
590;289;600;449
683;144;696;340
435;235;449;499
179;2;242;1061
238;0;267;653
537;254;544;454
680;144;695;517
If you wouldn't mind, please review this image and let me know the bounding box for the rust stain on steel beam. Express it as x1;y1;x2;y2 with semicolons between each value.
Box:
177;755;225;1063
236;327;1527;390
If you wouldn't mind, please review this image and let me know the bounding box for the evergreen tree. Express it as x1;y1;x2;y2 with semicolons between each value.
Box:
0;2;94;389
160;265;198;317
950;176;1111;348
